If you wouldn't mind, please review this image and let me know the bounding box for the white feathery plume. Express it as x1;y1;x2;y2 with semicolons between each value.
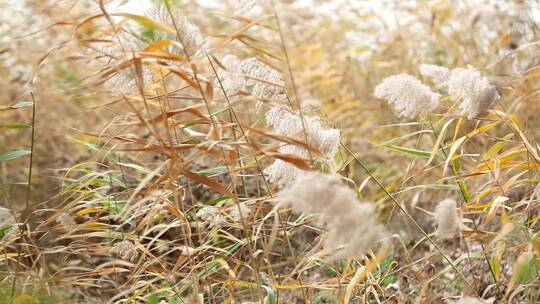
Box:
419;64;451;87
216;56;286;111
178;245;195;256
110;240;139;262
196;206;226;228
265;106;340;160
227;203;251;222
278;172;387;260
265;106;303;136
264;159;304;186
95;34;141;59
0;207;18;243
146;5;207;58
447;67;500;119
105;66;153;93
434;198;460;239
57;213;76;232
373;73;440;119
175;16;207;57
94;34;154;94
227;0;264;15
228;0;257;11
217;55;244;96
241;57;286;104
264;106;340;186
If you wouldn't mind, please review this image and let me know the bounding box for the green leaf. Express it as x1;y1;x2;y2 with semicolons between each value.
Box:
262;285;277;304
197;166;229;176
400;184;460;193
0;150;31;162
145;294;160;304
382;144;445;160
457;180;471;202
10;101;33;109
0;101;33;111
0;124;31;129
0;225;13;238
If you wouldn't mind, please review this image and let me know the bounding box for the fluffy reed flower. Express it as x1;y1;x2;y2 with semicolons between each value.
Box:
227;203;251;222
178;245;195;256
110;240;139;262
264;106;341;186
265;106;303;135
227;0;268;16
447;67;500;119
264;159;304;186
228;0;258;12
105;66;153;93
196;206;226;228
175;17;207;57
0;207;17;243
216;56;286;111
217;55;244;96
147;5;207;58
241;58;286;104
265;106;340;159
56;212;76;232
434;199;460;239
420;64;500;119
278;172;387;260
419;64;451;87
373;74;440;119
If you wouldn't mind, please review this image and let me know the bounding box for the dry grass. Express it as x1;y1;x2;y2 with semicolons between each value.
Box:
1;0;539;303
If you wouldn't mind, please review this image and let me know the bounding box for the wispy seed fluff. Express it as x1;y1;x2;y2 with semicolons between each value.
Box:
434;199;461;239
105;66;153;94
373;74;440;119
264;106;340;186
263;159;304;187
110;240;139;262
174;17;207;57
56;213;76;232
217;55;244;96
216;55;286;111
420;64;500;119
419;64;451;88
196;206;226;228
147;5;207;58
448;67;500;119
228;0;259;13
265;106;340;159
278;172;387;260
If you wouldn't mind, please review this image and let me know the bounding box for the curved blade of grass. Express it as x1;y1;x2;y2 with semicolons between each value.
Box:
0;150;31;162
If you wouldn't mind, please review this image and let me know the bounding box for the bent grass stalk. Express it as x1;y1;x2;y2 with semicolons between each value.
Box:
341;143;471;286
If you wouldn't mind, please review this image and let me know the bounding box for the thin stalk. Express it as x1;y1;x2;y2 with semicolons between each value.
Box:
428;118;503;297
207;53;309;301
11;92;37;300
341;143;470;286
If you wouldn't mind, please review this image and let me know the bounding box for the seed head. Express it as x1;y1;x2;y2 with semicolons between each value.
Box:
278;172;387;260
110;240;139;262
419;64;451;87
447;67;500;119
374;73;440;119
434;198;460;239
57;213;76;232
